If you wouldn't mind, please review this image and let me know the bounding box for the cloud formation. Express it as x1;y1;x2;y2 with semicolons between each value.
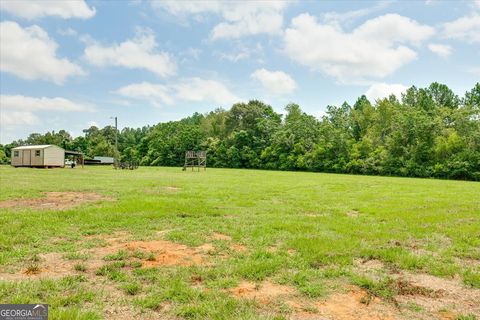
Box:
251;68;296;96
442;13;480;43
0;21;84;84
0;94;94;127
115;78;240;107
84;28;176;77
152;1;289;39
284;13;434;83
0;0;95;19
428;43;452;57
365;83;408;101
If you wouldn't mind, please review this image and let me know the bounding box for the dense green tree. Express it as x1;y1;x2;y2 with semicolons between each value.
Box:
5;83;479;180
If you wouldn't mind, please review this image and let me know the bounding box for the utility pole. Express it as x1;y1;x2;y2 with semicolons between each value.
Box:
111;116;118;168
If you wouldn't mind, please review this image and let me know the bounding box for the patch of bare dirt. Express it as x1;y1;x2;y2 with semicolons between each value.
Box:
352;259;480;317
347;210;360;217
123;240;205;267
225;272;479;319
229;282;398;319
85;231;130;243
356;259;385;272
197;243;215;253
353;259;388;281
145;186;181;194
394;272;480;317
231;244;247;252
287;248;297;256
315;287;397;320
229;281;295;304
0;192;112;210
91;278;172;320
286;286;398;320
211;232;232;241
304;212;324;217
209;232;248;253
0;251;101;281
454;257;480;269
0;233;211;280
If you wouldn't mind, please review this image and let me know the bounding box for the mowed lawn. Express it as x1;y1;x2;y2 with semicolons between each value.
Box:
0;165;479;320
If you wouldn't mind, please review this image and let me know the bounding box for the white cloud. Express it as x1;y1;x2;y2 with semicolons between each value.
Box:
251;68;296;96
428;43;452;57
443;14;480;43
365;83;408;101
152;1;289;40
115;82;173;107
174;78;240;105
284;13;435;83
114;78;240;107
1;111;38;126
1;95;94;112
217;47;252;62
216;43;263;62
180;47;202;61
0;94;93;127
58;27;78;37
0;21;85;84
322;1;392;28
0;0;95;19
84;28;176;77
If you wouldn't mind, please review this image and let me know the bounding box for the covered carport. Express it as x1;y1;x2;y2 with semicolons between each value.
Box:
65;150;84;168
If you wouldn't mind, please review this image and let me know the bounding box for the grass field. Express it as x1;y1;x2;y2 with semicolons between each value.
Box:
0;166;479;320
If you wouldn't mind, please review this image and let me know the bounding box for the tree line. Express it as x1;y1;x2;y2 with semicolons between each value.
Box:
1;82;479;181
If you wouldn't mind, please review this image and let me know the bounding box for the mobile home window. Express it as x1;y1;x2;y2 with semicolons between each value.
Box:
35;150;41;157
14;151;19;157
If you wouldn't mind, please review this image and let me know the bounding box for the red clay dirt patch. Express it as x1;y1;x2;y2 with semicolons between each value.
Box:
0;192;112;210
229;280;295;304
0;234;212;280
312;287;397;320
228;281;398;319
122;240;206;267
285;287;398;320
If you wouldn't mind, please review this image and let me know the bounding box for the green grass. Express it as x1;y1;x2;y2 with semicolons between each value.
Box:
0;165;479;319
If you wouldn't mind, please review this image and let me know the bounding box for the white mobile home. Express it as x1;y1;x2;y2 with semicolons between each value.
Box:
11;145;65;168
93;156;114;164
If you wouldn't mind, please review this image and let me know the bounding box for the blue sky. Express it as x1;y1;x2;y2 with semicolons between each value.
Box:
1;0;479;144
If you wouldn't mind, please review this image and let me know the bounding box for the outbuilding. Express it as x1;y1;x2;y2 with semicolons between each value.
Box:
93;156;114;165
11;145;65;168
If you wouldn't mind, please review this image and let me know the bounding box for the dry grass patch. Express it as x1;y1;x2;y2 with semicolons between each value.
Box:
144;186;182;194
211;232;232;241
0;191;112;210
0;232;217;281
229;280;295;304
394;272;480;317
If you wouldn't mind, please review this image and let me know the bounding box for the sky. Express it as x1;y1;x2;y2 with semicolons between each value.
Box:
0;0;479;144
